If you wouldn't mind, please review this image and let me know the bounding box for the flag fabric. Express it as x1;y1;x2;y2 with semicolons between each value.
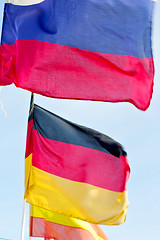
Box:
0;0;155;110
25;103;130;225
30;204;109;240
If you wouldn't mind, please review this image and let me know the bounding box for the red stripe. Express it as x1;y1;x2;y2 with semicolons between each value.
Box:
1;40;154;110
0;44;16;85
31;129;130;192
30;216;108;240
25;119;33;158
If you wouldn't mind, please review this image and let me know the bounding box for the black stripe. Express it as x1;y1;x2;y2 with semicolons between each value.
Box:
29;104;126;158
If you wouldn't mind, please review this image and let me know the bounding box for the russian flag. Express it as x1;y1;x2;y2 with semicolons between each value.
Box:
0;0;155;110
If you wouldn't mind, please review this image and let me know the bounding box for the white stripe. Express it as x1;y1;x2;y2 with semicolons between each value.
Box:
5;0;157;6
5;0;45;6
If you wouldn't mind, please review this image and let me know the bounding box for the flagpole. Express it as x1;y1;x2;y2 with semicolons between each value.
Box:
21;199;26;240
30;92;34;111
29;204;31;240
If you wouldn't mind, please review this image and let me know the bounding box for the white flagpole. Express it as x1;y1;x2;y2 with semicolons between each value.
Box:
29;203;31;240
21;199;26;240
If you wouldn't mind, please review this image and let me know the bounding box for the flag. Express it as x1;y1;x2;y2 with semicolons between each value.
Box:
25;103;130;225
1;0;155;110
30;204;109;240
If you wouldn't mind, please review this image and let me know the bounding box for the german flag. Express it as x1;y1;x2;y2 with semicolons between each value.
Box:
30;204;109;240
25;104;130;225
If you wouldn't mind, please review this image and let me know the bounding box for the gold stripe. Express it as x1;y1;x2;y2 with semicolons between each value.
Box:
31;205;105;240
24;154;32;199
25;154;129;225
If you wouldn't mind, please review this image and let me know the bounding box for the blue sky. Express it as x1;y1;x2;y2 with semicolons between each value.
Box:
0;1;160;240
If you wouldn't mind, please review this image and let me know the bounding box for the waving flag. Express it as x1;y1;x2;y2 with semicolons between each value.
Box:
25;103;130;225
0;0;155;110
30;204;109;240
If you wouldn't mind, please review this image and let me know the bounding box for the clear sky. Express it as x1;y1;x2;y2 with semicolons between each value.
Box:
0;1;160;240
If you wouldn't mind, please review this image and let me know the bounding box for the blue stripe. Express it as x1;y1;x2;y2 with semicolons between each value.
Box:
2;0;154;58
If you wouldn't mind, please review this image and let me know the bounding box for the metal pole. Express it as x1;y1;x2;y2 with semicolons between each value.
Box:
21;199;26;240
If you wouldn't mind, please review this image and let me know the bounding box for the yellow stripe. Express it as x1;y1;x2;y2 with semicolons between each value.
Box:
31;205;104;240
25;154;129;225
24;154;32;199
